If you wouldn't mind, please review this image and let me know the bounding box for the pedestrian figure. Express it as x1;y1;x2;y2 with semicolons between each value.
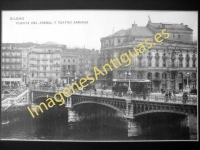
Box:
101;89;104;95
173;90;176;96
80;87;84;94
165;92;168;102
94;87;97;95
169;91;171;100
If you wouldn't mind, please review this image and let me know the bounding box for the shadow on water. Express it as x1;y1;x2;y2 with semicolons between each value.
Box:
134;113;190;140
1;97;196;140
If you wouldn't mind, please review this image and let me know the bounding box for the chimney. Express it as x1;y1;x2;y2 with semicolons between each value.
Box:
180;23;183;25
185;25;188;28
132;21;137;27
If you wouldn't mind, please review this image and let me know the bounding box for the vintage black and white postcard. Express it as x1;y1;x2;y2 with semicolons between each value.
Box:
1;10;198;141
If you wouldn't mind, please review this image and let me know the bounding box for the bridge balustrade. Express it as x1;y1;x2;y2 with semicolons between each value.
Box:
2;87;28;101
31;88;197;105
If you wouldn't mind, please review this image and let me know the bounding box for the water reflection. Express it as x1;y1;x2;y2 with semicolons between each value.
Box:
1;102;197;141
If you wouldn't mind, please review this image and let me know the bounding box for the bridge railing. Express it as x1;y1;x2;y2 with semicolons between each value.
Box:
74;90;197;105
1;87;28;101
31;88;197;105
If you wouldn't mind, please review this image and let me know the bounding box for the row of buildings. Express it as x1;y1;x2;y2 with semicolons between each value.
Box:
2;43;100;94
1;17;198;94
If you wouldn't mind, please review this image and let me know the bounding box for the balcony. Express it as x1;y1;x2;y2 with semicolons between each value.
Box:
3;55;21;58
152;77;161;81
30;57;36;60
30;64;37;66
41;64;48;67
41;57;48;61
53;64;60;66
3;67;21;71
54;70;60;72
3;61;22;64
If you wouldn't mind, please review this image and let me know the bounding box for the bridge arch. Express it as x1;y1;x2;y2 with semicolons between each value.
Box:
134;110;195;117
3;90;10;94
73;101;125;115
33;96;47;103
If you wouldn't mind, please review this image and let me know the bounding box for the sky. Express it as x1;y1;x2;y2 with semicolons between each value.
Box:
2;10;198;50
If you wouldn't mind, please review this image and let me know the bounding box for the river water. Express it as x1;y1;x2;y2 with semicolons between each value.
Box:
1;102;197;141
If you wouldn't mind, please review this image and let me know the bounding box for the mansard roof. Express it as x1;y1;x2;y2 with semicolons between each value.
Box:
148;23;193;31
101;26;154;40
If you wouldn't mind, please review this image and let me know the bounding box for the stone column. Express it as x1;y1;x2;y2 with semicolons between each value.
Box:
68;108;77;130
65;97;73;108
125;100;134;119
127;119;141;137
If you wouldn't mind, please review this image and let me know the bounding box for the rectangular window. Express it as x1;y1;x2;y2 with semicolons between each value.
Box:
193;61;195;67
118;39;120;43
186;62;189;67
56;73;58;76
73;59;75;62
68;59;70;63
64;59;65;62
178;35;181;38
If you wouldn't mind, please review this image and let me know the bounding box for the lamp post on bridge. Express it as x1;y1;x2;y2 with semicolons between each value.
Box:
67;71;70;87
127;70;133;95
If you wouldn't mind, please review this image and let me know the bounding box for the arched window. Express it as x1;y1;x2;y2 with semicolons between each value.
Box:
155;52;160;67
155;72;160;79
162;53;167;67
171;52;176;67
138;58;142;68
147;52;152;67
186;53;190;67
179;53;183;67
179;72;183;79
147;72;152;80
162;72;167;79
191;72;196;80
137;72;143;79
192;54;196;68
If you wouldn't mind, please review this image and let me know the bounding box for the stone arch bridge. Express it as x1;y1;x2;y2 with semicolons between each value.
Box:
31;90;197;119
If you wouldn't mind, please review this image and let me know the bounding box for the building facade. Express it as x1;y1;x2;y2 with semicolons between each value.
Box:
28;45;63;86
61;48;100;86
99;18;197;93
2;46;23;94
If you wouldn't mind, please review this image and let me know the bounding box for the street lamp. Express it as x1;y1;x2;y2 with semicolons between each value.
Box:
51;73;54;84
23;73;26;84
67;71;70;86
127;70;132;95
74;72;77;79
125;72;127;79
